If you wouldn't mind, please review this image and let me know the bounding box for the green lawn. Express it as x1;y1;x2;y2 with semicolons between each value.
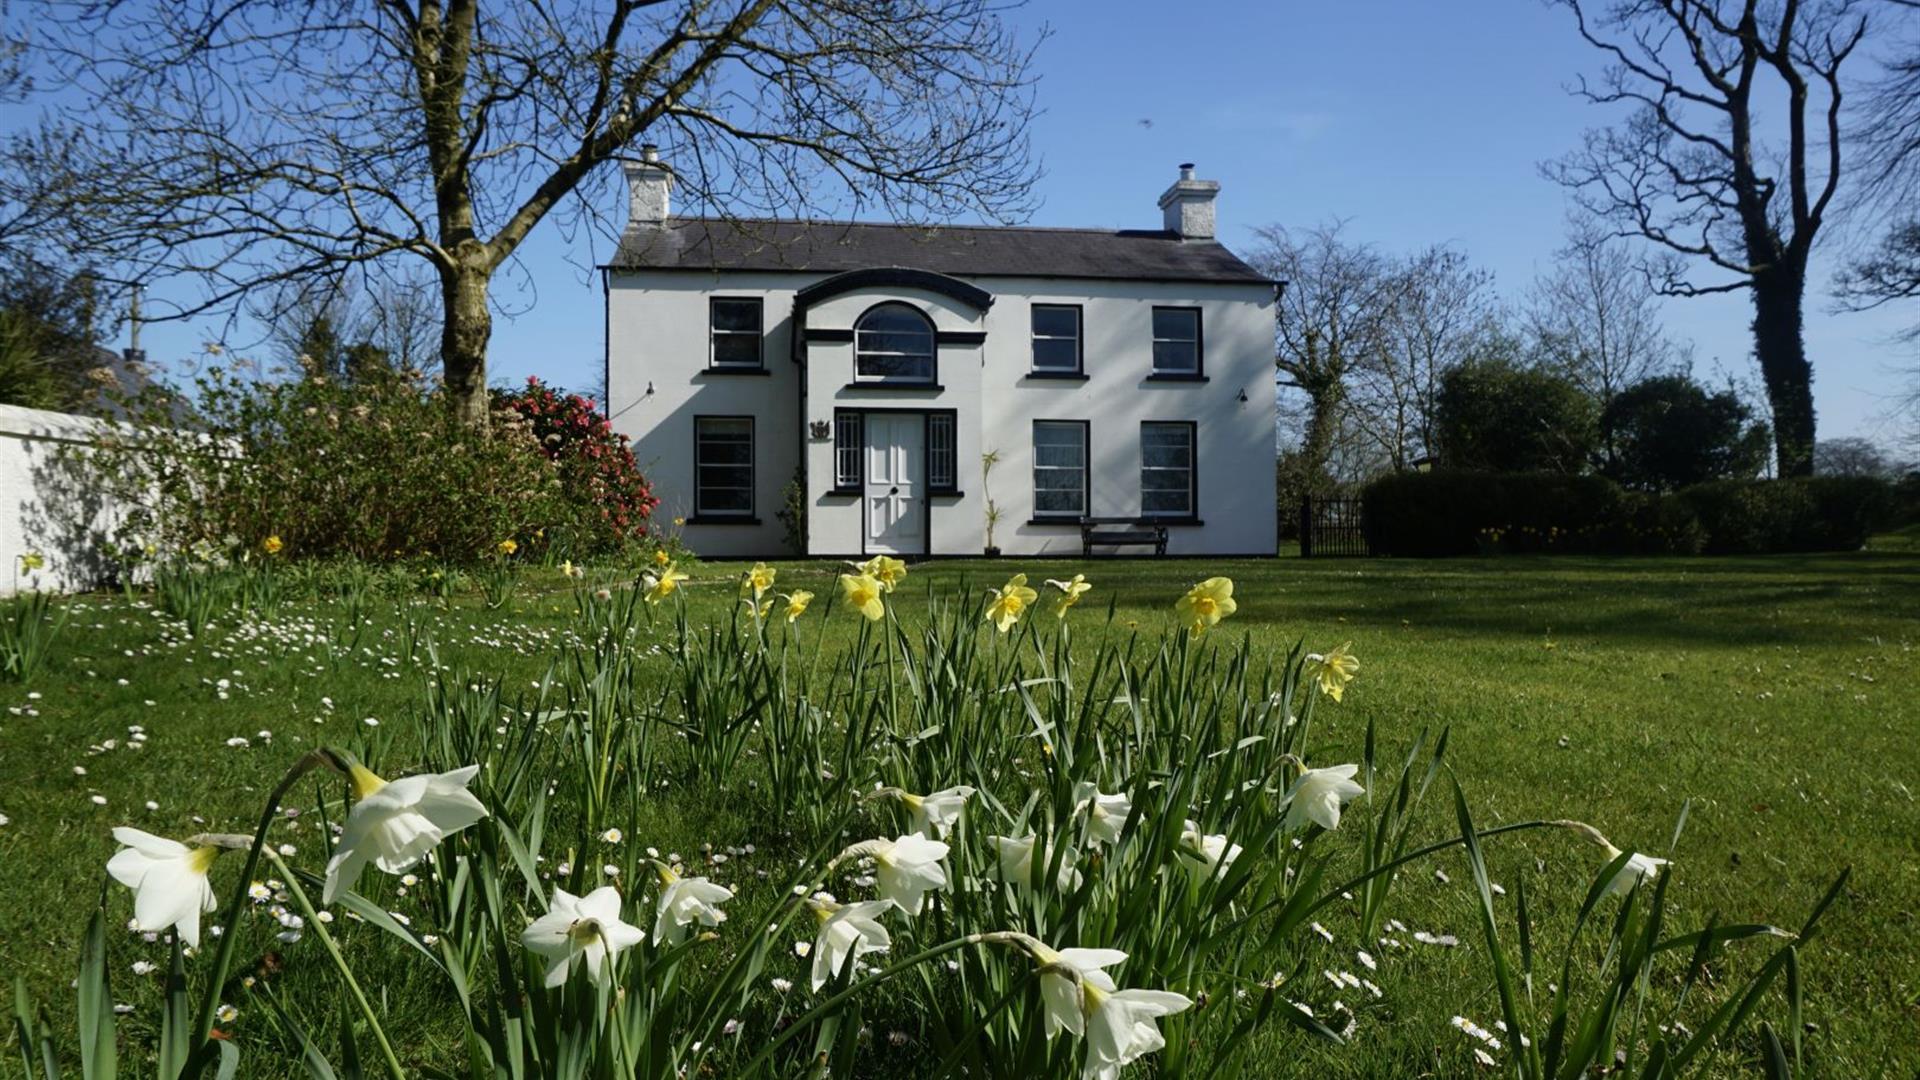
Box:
1;548;1916;1076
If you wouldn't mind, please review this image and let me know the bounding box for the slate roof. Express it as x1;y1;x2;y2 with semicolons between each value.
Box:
605;218;1272;286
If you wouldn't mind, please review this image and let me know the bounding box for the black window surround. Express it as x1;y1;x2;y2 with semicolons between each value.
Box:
709;297;764;370
1150;306;1203;377
853;302;938;384
1030;303;1084;376
1032;418;1090;520
829;407;962;497
1140;420;1198;521
691;415;757;522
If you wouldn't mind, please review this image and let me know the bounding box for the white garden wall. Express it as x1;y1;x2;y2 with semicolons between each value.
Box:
0;404;128;595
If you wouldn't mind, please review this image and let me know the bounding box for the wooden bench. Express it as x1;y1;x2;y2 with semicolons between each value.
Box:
1079;517;1169;557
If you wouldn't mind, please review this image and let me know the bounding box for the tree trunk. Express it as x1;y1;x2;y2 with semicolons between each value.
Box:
1299;382;1345;492
1750;265;1815;477
440;264;493;427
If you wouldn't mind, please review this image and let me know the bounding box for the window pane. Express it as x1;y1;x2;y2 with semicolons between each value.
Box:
1032;338;1079;371
1153;340;1197;373
1142;489;1188;514
1152;308;1198;342
1035;487;1081;513
713;334;760;366
701;487;753;513
856;353;932;380
1032;306;1079;339
711;299;762;333
859;306;929;334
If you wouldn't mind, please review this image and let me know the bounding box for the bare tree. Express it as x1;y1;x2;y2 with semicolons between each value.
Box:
1348;246;1506;470
1246;221;1395;489
1545;0;1869;477
1526;224;1690;462
4;1;1041;424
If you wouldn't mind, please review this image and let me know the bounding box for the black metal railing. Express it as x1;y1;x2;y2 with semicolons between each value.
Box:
1299;496;1371;557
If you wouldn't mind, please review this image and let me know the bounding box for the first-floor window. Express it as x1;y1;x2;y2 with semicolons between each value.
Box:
695;416;754;516
1033;420;1088;518
928;412;957;492
1140;422;1195;517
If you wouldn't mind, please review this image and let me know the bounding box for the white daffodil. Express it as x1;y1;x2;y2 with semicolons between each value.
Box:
1600;845;1670;897
1072;782;1133;846
1283;763;1366;833
1030;942;1128;1039
990;834;1082;892
520;885;646;988
653;864;734;945
1178;821;1243;877
322;763;489;904
902;785;975;839
868;833;950;916
106;828;219;946
805;896;894;991
1081;983;1193;1080
1025;941;1192;1080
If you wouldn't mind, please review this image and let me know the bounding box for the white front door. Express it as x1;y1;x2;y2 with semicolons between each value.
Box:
864;413;926;555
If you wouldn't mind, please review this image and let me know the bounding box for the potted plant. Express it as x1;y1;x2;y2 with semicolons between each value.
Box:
981;449;1002;557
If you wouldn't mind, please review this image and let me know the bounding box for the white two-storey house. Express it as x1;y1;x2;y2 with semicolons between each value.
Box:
602;148;1278;559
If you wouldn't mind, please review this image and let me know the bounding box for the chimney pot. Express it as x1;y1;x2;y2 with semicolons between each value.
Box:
641;143;659;163
1179;162;1196;180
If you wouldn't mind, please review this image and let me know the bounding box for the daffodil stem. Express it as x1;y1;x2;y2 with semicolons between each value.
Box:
192;748;335;1051
734;932;1033;1075
264;851;407;1080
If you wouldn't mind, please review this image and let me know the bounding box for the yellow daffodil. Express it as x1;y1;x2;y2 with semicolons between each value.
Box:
1306;642;1359;701
498;538;519;556
672;516;686;527
560;560;583;579
743;596;774;619
839;573;886;621
743;562;777;598
783;590;814;622
1174;577;1237;637
985;573;1038;634
18;552;45;572
261;536;283;556
856;555;908;593
643;562;689;604
1046;574;1091;618
653;548;671;566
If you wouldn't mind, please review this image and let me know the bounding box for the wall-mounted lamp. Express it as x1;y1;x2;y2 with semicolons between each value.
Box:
809;419;832;440
1236;388;1249;403
644;381;655;397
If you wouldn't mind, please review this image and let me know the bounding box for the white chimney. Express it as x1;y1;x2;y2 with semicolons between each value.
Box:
623;144;673;226
1158;162;1219;240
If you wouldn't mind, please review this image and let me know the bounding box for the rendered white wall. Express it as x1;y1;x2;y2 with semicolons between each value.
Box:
0;404;126;594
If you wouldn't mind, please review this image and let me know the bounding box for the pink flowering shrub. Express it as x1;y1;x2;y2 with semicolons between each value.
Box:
493;377;658;555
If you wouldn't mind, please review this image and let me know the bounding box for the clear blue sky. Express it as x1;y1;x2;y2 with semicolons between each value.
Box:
106;1;1920;445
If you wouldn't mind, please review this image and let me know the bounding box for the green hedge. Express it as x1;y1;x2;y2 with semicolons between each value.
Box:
1679;477;1892;554
1361;471;1890;557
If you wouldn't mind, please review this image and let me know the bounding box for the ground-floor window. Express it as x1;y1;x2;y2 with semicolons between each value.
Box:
1141;421;1195;518
1033;419;1088;519
833;413;863;491
694;416;754;517
927;412;957;492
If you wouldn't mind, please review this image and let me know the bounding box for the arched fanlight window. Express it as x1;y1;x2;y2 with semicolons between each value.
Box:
853;303;936;382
